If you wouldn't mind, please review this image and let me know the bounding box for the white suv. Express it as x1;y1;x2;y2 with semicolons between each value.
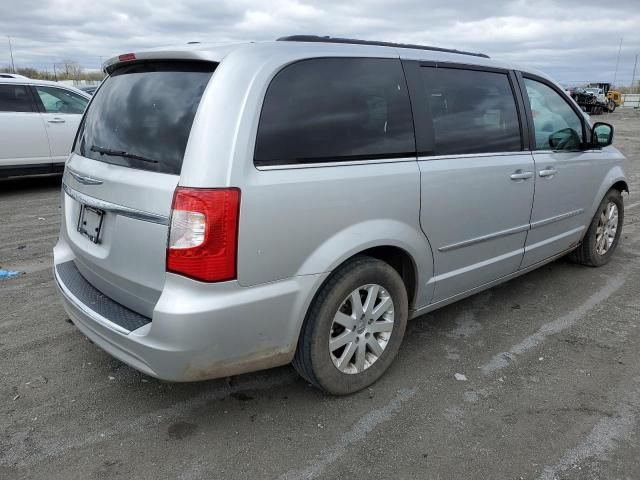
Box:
0;76;90;178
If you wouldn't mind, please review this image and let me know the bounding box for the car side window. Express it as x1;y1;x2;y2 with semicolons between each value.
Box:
0;84;35;112
35;86;88;114
254;58;415;166
523;78;584;151
418;67;522;155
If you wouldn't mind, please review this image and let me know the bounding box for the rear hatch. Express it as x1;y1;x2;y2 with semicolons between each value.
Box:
61;59;216;317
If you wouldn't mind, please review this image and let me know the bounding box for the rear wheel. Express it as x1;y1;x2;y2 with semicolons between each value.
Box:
570;189;624;266
293;256;408;395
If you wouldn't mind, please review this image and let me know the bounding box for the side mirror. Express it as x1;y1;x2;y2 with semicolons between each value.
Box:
592;122;614;148
548;128;581;151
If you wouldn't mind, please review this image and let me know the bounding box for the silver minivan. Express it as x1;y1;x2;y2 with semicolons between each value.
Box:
54;36;628;395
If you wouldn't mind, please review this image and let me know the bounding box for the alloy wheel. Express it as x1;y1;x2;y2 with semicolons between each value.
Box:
595;202;618;255
329;284;394;374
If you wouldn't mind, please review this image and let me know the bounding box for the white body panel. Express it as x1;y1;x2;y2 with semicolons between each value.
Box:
0;111;51;166
40;112;83;162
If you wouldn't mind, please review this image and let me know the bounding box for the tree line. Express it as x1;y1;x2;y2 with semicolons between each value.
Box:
0;60;103;82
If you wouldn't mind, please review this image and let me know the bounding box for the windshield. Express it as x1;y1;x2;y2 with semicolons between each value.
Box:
75;61;216;175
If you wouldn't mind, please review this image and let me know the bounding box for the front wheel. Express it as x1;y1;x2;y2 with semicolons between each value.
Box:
293;256;408;395
608;100;616;113
570;189;624;266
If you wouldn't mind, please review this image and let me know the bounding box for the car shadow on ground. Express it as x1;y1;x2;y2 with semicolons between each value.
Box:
0;174;62;195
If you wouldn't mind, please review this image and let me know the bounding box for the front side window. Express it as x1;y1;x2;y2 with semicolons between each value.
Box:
254;58;415;166
35;86;88;114
0;84;34;112
524;78;584;151
419;67;522;155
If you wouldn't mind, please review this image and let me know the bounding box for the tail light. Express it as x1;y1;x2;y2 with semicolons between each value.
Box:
118;53;136;62
167;187;240;282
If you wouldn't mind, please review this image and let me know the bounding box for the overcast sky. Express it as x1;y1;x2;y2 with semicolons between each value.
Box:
1;0;639;86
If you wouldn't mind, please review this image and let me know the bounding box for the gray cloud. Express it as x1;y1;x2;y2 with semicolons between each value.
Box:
1;0;639;85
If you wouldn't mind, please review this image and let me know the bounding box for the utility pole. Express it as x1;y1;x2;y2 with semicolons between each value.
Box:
53;63;58;82
7;36;15;73
631;54;638;94
612;37;623;87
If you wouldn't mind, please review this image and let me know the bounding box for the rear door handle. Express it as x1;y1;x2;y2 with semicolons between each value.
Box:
510;170;534;181
48;118;66;124
539;168;558;178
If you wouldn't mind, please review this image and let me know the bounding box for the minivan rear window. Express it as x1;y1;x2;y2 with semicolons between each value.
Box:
75;61;216;175
254;58;415;166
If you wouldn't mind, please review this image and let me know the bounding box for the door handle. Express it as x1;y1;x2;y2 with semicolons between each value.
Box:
510;170;533;181
539;168;558;178
48;118;66;124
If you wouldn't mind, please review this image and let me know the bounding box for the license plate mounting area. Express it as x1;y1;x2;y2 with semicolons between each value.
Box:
77;205;104;244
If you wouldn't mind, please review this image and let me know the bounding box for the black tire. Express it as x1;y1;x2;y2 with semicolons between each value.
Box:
570;189;624;267
608;100;616;113
293;255;408;395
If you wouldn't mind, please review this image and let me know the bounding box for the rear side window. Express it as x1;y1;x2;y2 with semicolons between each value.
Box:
35;86;88;114
419;67;522;155
254;58;415;166
75;61;216;175
0;84;34;112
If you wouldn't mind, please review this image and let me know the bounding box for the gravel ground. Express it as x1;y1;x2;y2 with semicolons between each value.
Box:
1;110;639;480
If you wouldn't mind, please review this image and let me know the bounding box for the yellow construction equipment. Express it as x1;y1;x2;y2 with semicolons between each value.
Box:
606;89;624;111
593;83;624;112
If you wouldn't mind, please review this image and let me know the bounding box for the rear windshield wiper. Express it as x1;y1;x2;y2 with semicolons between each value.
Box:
90;145;159;164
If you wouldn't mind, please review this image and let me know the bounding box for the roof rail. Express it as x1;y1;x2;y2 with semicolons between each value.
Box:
276;35;489;59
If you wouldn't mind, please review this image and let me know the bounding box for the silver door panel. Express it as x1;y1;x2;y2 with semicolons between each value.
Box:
418;152;535;302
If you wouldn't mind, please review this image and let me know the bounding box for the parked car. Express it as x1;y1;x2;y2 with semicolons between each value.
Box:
79;85;99;96
54;36;627;395
0;77;90;177
0;73;29;79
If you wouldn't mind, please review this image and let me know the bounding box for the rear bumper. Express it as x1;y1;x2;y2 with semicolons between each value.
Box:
54;244;326;381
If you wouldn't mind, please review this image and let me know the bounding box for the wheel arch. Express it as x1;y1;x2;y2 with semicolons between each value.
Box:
356;245;418;309
611;180;629;194
300;245;424;323
588;168;628;220
295;219;434;311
